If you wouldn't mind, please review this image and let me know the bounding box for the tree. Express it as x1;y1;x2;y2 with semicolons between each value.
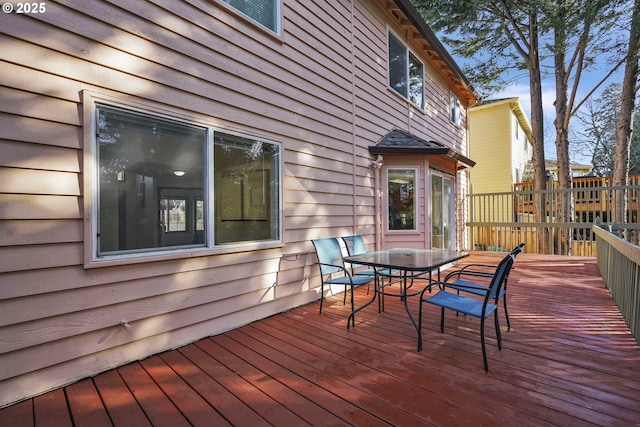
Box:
612;0;640;223
412;0;627;253
573;91;618;177
574;83;640;177
548;0;622;189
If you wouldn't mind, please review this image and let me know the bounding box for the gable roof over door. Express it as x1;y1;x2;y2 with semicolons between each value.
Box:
369;129;476;169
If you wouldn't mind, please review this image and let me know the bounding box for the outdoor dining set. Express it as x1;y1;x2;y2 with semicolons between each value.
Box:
311;236;524;371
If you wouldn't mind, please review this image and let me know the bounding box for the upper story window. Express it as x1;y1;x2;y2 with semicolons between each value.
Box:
388;31;424;109
222;0;281;34
94;103;281;260
450;93;462;126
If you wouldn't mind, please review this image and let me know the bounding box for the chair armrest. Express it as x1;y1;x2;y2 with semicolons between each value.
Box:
419;280;443;298
444;267;493;282
318;262;349;275
442;279;488;292
459;263;497;273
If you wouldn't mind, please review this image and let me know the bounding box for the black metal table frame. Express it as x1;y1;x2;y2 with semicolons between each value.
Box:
344;248;469;338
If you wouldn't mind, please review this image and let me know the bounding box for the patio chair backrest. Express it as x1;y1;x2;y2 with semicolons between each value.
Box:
486;252;516;301
342;235;367;256
311;238;345;276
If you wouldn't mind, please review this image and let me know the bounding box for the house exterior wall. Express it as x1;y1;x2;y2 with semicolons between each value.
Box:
470;98;533;194
511;117;532;183
0;0;473;406
470;105;513;194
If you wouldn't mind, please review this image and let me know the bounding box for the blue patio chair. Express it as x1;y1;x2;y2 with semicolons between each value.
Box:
311;238;374;327
418;251;516;371
341;235;396;294
443;243;524;329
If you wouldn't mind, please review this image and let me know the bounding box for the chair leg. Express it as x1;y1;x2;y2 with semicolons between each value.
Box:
440;307;445;333
494;310;502;349
349;286;355;328
480;316;488;371
319;283;324;314
417;299;424;351
503;296;511;329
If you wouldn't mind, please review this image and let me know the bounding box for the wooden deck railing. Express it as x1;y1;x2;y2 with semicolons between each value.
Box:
513;174;640;192
594;225;640;345
467;183;640;256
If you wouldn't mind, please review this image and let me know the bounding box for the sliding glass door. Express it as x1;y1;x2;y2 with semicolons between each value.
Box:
431;172;454;249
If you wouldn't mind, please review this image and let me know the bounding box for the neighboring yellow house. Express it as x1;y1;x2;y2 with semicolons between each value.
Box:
469;97;534;195
470;98;591;192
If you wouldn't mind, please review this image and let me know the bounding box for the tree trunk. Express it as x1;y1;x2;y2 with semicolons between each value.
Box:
553;12;573;255
528;13;549;253
613;0;640;225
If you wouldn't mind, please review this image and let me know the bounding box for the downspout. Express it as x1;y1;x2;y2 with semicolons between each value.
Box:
465;101;476;250
348;0;358;236
374;155;383;250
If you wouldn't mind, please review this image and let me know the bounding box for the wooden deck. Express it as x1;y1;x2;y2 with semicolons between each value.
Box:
1;253;639;426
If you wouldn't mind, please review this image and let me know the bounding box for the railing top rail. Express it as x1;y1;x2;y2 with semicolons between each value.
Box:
594;225;640;264
468;184;640;197
514;177;640;190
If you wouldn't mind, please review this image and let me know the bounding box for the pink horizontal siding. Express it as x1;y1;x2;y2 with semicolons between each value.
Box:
0;0;472;407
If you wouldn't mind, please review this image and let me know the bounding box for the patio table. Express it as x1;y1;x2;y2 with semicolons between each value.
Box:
344;248;469;338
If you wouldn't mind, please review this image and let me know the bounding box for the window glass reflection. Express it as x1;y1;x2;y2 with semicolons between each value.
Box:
388;169;416;231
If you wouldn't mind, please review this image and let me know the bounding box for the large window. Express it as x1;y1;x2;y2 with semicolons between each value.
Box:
388;31;424;108
214;132;280;245
387;169;416;231
222;0;280;34
95;104;281;259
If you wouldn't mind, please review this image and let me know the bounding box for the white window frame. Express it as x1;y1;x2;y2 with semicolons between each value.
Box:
83;92;283;267
388;30;425;109
386;167;419;233
219;0;282;35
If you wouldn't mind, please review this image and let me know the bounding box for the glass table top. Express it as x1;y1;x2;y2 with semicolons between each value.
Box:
344;248;469;271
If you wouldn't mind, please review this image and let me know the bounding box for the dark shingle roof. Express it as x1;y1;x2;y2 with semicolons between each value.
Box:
369;129;475;169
